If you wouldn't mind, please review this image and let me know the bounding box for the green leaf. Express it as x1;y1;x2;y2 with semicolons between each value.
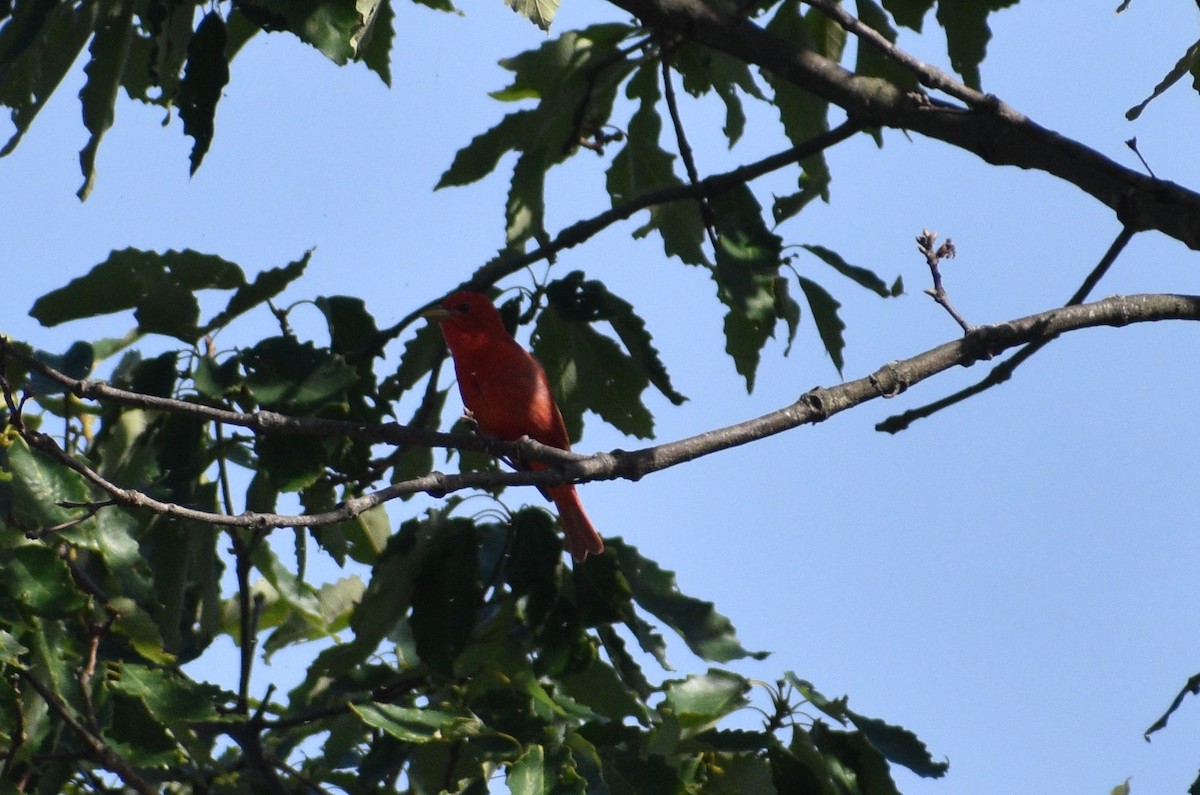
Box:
797;276;846;375
764;0;835;222
0;545;87;616
561;658;650;724
0;630;28;663
935;0;1018;91
235;0;383;65
0;0;99;157
607;62;709;268
881;0;934;32
351;702;485;743
663;669;751;730
30;248;245;342
610;539;767;663
410;519;479;673
1126;38;1200;120
242;336;357;408
441;25;636;246
855;0;920;92
108;596;175;664
812;722;902;795
436;110;537;189
505;508;564;631
711;187;784;391
508;744;547;795
263;575;365;657
846;709;949;779
532;305;656;440
801;244;896;297
547;272;686;405
357;0;393;84
504;0;558;31
204;250;310;331
315;295;381;356
77;0;134;200
104;662;226;725
27;341;94;395
176;10;228;174
5;435;94;532
673;44;764;147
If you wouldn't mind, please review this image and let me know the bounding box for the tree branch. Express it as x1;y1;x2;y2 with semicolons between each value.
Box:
373;119;865;346
10;293;1198;532
605;0;1200;250
878;225;1137;432
16;669;158;795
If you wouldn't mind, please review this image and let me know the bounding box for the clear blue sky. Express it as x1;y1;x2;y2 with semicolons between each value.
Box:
3;3;1200;794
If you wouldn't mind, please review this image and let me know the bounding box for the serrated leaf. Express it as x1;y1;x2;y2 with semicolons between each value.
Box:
935;0;1017;91
6;435;94;532
0;0;99;157
812;722;901;795
441;25;636;244
358;0;393;84
1;545;87;616
176;10;228;174
663;669;751;730
104;662;227;724
846;708;949;779
546;272;686;405
711;187;783;391
351;702;485;742
673;44;764;147
410;520;478;673
856;0;919;92
532;306;655;440
204;250;310;331
611;538;767;663
881;0;934;32
797;276;846;375
802;243;895;297
436;109;536;189
31;248;245;342
764;0;834;221
509;744;547;795
1127;37;1200;120
504;0;558;30
242;336;357;407
108;596;175;664
77;0;134;200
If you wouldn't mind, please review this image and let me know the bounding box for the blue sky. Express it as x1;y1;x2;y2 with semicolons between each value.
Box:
3;2;1200;794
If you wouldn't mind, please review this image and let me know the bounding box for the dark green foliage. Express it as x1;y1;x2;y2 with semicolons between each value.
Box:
0;254;948;787
0;0;1025;789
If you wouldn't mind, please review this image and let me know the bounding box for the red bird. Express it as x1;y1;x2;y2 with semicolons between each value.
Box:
424;291;604;561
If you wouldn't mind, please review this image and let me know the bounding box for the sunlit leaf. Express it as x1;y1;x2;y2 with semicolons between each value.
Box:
662;669;751;730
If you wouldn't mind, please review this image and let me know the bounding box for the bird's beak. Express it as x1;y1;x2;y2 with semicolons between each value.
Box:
420;306;451;321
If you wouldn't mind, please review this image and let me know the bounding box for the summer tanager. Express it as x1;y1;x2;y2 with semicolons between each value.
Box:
424;291;604;561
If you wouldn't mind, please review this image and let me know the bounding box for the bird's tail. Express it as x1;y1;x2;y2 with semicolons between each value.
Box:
548;484;604;562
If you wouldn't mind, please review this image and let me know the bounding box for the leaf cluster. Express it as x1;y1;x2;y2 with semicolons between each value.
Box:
0;254;946;793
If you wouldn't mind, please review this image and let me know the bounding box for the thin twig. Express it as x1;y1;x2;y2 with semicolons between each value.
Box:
804;0;1004;111
916;229;970;332
661;56;718;248
376;119;866;346
16;669;158;795
878;226;1136;432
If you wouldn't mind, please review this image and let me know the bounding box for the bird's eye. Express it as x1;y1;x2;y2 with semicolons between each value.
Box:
455;302;471;314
